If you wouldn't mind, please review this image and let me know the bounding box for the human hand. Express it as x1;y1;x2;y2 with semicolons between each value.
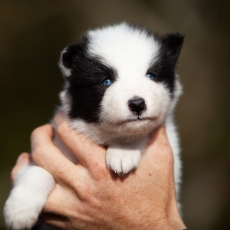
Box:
12;112;186;230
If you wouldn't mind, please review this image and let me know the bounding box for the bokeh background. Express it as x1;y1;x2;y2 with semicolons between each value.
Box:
0;1;229;229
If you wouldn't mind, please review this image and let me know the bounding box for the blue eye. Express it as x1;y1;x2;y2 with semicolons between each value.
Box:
102;78;113;87
146;73;156;81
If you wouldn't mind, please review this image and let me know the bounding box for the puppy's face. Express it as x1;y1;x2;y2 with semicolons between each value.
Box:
59;23;183;135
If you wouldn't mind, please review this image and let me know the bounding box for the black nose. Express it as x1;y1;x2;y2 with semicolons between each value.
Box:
128;97;146;114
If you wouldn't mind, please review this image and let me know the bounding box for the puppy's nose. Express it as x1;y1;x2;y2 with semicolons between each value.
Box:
128;97;146;114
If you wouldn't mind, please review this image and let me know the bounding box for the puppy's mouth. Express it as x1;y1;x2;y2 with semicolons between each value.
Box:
116;116;157;125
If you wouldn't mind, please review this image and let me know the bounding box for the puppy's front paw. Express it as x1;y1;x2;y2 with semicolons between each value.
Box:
106;147;141;175
4;188;42;230
4;166;55;230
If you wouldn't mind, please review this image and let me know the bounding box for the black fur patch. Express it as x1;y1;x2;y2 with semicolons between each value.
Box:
62;36;117;123
148;33;184;95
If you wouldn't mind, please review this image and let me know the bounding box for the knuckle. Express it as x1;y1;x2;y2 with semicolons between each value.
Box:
88;158;108;179
30;124;52;141
76;183;93;201
30;126;42;141
56;121;68;137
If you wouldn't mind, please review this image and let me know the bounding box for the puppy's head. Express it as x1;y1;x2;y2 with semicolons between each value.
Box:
59;23;184;135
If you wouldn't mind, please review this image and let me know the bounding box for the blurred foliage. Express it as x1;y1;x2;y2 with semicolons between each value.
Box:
0;0;230;229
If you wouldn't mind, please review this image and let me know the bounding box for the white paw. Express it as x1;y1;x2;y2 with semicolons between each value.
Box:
4;165;55;230
106;147;141;175
4;187;43;230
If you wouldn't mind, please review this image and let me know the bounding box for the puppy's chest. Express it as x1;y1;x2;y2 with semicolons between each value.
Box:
52;114;150;175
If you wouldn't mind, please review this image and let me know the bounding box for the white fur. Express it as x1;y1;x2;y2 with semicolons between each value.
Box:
4;164;55;230
87;23;160;76
4;23;183;229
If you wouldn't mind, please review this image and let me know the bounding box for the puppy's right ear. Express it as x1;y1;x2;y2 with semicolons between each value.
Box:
59;44;79;78
161;33;184;65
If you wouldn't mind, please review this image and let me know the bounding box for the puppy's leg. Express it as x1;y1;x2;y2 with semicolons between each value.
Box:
106;138;147;175
4;164;55;230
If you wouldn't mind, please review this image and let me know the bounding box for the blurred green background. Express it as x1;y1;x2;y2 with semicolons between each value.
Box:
0;0;230;229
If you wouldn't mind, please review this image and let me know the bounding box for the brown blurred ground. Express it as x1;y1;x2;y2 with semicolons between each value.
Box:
0;1;230;229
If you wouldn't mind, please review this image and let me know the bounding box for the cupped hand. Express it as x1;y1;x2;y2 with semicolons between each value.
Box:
11;112;186;230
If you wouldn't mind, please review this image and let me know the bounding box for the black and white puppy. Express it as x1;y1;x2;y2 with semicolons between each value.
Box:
4;23;184;230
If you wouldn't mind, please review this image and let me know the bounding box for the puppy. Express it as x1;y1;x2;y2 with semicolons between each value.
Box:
4;22;184;230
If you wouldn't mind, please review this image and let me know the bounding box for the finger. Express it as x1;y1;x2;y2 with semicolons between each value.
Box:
40;184;86;230
31;124;86;187
42;184;80;216
152;127;177;194
148;126;174;164
149;126;169;147
11;153;31;184
54;111;106;170
38;213;67;229
140;126;174;183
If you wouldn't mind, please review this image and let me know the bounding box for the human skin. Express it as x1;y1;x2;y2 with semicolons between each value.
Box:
11;112;186;230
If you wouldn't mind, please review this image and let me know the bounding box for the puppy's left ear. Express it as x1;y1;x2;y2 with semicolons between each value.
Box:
59;44;79;78
161;33;184;65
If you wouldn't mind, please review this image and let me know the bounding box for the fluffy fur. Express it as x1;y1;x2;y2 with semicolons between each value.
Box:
4;22;184;230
